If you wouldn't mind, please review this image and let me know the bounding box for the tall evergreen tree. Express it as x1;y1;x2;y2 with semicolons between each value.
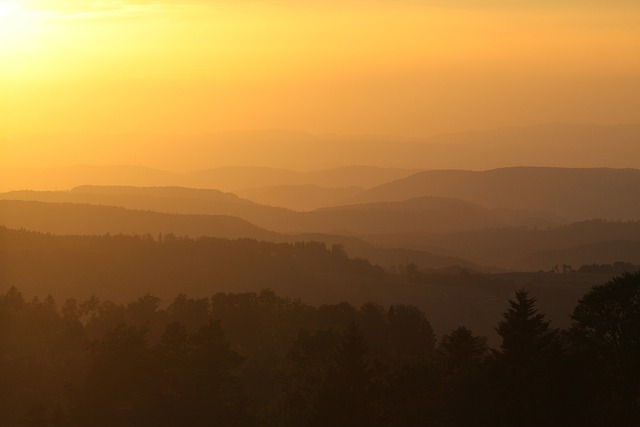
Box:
438;326;487;373
437;327;490;427
492;290;566;427
570;272;640;423
495;290;558;364
315;319;373;427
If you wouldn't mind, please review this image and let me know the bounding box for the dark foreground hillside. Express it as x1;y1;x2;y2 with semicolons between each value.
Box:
0;226;382;303
1;272;639;426
1;227;634;342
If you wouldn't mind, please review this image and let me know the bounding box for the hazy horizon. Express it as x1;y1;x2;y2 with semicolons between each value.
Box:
3;0;640;170
2;2;640;423
3;122;640;171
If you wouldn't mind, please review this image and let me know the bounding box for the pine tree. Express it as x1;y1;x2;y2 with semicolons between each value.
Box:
492;290;564;427
439;326;487;372
315;319;373;427
570;272;640;423
495;290;557;364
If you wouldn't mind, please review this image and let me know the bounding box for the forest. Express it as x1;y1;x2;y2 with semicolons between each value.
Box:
1;270;639;426
3;0;639;424
5;227;634;342
3;145;640;427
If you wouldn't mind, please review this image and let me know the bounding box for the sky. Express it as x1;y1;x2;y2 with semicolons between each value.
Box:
1;0;639;168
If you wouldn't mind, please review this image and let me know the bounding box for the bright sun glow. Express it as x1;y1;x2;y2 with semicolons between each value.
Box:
0;1;19;16
0;1;46;50
1;1;640;150
0;0;27;22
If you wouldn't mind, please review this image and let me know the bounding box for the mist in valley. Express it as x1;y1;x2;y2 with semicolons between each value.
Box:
2;0;640;425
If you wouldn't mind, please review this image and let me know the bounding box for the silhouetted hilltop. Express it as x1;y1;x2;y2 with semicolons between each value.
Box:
0;200;280;241
0;197;484;271
522;240;640;270
365;220;640;270
6;124;638;174
0;164;415;193
72;185;250;203
302;196;561;234
188;124;638;171
300;165;417;188
0;164;178;192
0;226;383;303
237;184;364;211
346;167;640;221
427;123;640;169
1;227;631;346
4;187;639;271
193;165;415;191
1;187;300;232
349;246;481;272
0;187;560;235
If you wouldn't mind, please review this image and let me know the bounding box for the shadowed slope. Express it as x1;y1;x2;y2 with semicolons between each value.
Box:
0;200;280;241
346;167;640;221
0;187;560;235
236;184;365;211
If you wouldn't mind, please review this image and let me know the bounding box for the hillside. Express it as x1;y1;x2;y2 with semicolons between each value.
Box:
0;200;280;241
365;220;640;270
0;227;383;304
0;187;300;232
346;167;640;221
236;184;364;211
0;198;481;271
0;187;560;235
1;227;630;344
301;196;561;234
522;240;640;271
4;187;639;271
0;164;415;193
6;124;639;172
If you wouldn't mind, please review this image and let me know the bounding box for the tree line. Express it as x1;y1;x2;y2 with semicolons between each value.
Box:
1;272;639;426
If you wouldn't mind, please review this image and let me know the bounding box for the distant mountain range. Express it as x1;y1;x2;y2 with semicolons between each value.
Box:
0;184;562;234
0;164;415;195
365;220;640;270
3;123;639;172
0;199;279;241
236;184;365;211
2;165;640;271
346;167;640;221
0;199;476;273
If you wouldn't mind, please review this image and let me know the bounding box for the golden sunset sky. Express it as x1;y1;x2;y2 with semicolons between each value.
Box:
1;0;639;168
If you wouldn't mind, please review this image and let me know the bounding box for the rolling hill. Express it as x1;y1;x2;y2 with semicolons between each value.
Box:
0;164;415;193
0;200;280;241
345;167;640;221
301;196;561;234
236;184;364;211
0;187;561;235
5;124;639;172
0;198;483;271
364;220;640;270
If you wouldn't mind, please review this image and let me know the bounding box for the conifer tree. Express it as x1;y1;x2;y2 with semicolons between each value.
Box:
495;290;557;364
493;290;564;427
315;319;373;427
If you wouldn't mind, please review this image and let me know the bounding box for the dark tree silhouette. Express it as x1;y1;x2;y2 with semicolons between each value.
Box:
387;304;435;366
315;319;374;427
438;326;487;373
495;290;558;363
163;320;247;426
492;290;567;427
434;327;489;426
74;324;160;426
571;271;640;423
5;277;640;426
